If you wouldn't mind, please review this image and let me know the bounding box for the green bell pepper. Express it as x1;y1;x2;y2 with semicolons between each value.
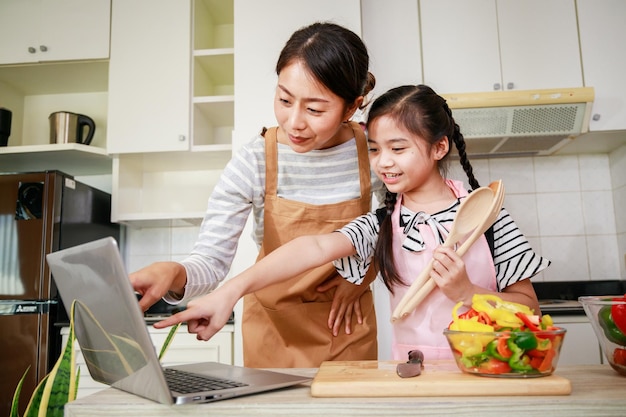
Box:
598;305;626;345
507;337;533;372
486;339;507;362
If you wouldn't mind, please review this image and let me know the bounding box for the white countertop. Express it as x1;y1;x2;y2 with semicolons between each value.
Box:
64;364;626;417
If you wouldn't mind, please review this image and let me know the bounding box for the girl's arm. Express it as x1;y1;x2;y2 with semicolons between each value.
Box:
153;232;357;340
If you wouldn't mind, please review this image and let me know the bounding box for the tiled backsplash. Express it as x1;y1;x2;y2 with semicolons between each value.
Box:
125;145;626;283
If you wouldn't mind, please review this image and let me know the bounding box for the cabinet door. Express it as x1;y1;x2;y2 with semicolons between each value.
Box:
361;0;422;97
0;1;42;64
39;0;111;62
421;0;502;94
421;0;582;94
577;0;626;132
107;0;191;153
497;0;582;91
0;0;110;65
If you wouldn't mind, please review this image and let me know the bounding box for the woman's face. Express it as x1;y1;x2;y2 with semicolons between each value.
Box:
274;60;356;152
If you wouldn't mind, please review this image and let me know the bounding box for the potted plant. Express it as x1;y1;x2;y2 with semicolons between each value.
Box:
10;300;180;417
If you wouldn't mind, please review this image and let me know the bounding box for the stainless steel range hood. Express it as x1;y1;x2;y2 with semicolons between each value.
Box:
442;87;594;158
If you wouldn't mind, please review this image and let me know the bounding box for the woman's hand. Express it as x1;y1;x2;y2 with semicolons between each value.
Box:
153;289;237;341
129;261;187;311
317;276;368;336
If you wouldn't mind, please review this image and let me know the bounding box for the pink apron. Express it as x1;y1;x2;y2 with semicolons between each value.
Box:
390;180;497;361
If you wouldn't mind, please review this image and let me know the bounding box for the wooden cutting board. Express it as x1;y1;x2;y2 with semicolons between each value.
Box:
311;360;571;397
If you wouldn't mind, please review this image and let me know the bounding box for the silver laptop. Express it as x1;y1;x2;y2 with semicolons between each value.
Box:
46;237;311;405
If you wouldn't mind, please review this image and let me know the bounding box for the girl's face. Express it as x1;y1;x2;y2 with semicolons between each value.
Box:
368;115;446;197
274;60;359;152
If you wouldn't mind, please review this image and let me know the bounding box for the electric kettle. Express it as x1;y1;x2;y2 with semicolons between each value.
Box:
49;111;95;145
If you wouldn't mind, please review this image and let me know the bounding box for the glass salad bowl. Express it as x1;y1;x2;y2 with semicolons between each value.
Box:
579;295;626;376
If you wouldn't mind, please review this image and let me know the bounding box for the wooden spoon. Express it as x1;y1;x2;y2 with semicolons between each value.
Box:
392;181;505;321
391;186;495;321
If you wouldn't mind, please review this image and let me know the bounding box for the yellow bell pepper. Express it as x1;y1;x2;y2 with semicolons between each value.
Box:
471;294;534;328
448;301;495;355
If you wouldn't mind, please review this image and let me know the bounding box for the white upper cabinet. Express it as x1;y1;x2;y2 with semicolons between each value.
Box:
0;0;110;65
106;0;191;154
577;0;626;132
361;0;422;98
420;0;582;94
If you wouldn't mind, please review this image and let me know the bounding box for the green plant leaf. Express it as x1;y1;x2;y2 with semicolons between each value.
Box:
10;366;30;417
23;374;48;417
158;323;181;361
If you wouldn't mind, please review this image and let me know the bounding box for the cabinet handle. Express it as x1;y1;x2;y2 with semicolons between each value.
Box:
40;45;48;52
506;82;515;90
592;114;601;121
493;83;501;91
28;46;36;54
178;135;186;142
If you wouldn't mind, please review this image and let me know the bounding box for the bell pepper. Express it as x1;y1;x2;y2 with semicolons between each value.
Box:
611;296;626;334
598;305;626;345
507;337;533;372
513;331;538;350
486;339;508;362
471;294;533;328
614;347;626;366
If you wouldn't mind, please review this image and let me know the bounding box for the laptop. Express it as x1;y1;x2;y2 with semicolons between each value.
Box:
46;237;311;405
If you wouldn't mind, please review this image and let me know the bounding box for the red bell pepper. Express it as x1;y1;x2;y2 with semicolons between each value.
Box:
611;295;626;334
515;311;540;331
614;348;626;367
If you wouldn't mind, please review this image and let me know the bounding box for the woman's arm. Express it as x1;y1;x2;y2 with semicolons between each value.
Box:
153;232;357;340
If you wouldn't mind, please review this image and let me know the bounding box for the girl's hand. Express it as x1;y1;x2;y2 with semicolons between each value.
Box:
429;246;474;305
153;290;237;341
317;276;367;336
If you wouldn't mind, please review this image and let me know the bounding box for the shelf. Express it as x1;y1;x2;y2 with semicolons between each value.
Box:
112;150;231;224
0;143;112;176
0;60;108;95
193;53;234;96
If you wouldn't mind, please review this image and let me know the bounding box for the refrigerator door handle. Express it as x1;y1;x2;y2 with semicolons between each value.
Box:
0;300;57;315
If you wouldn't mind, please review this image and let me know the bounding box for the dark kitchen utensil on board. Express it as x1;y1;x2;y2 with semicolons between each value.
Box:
49;111;95;145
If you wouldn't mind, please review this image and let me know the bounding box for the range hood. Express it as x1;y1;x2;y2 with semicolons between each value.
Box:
442;87;594;158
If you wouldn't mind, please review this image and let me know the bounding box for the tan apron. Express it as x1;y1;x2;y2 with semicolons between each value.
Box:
242;122;378;368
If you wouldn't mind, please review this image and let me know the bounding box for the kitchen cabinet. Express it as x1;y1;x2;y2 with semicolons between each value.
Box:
360;0;422;97
61;324;234;399
577;0;626;132
109;0;233;223
0;0;110;65
106;0;191;154
192;0;234;149
551;315;603;366
420;0;582;94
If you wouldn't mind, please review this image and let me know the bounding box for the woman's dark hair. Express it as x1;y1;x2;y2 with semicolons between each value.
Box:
276;22;375;109
368;84;480;293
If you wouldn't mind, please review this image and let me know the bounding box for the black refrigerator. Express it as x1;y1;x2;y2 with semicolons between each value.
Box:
0;171;122;416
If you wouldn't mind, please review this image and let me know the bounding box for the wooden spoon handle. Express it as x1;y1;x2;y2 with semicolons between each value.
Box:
391;258;434;321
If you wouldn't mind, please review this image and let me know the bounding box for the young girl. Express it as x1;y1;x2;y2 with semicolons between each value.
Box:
153;84;549;361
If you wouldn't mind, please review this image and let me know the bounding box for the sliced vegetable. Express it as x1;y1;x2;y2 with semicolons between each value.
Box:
598;305;626;345
614;348;626;366
446;294;564;376
611;296;626;334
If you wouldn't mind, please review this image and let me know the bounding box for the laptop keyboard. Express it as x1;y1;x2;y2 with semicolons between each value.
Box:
164;368;249;394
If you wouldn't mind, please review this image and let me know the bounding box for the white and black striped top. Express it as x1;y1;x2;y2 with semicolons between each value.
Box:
170;134;386;302
333;199;550;291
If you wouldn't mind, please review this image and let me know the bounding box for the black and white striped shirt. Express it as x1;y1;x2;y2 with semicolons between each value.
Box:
334;199;550;291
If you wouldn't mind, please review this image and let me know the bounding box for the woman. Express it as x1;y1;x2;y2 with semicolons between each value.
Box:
130;22;386;367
